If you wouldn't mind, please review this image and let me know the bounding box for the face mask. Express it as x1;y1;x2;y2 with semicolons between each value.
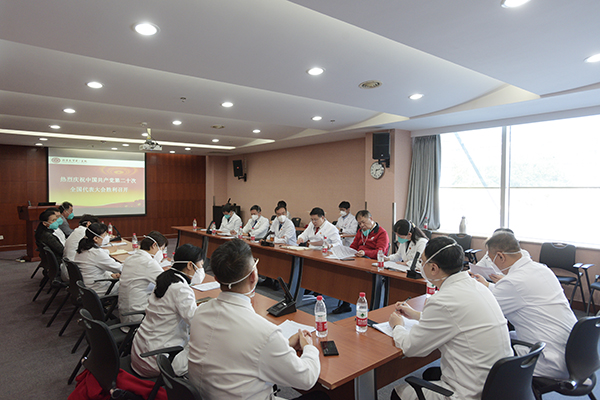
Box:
397;237;409;244
67;212;74;220
48;220;60;230
56;217;64;226
220;258;259;297
153;249;164;262
224;214;231;220
340;210;347;217
362;229;371;237
173;261;205;286
277;215;286;223
87;227;110;246
422;243;460;286
251;214;259;221
491;251;521;273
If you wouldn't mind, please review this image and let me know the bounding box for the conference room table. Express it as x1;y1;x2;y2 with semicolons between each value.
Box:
173;226;427;310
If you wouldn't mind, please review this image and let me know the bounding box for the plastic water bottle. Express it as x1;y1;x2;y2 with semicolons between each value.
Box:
423;217;428;230
321;237;329;256
426;281;436;296
192;219;197;230
238;225;243;239
131;233;138;251
315;295;328;338
459;216;467;234
250;228;256;241
356;292;368;333
107;222;113;236
377;249;384;272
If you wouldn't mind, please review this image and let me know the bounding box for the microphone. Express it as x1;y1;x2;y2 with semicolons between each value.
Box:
110;225;122;242
406;251;422;279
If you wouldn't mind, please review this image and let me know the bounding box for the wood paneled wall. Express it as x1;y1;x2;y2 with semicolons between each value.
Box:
0;145;206;251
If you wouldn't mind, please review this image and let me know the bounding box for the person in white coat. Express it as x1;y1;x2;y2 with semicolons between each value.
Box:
64;214;98;261
130;243;204;377
386;219;428;270
219;203;243;234
242;205;270;239
389;236;512;400
188;239;327;400
336;201;358;247
473;231;577;379
74;222;122;295
118;231;170;324
297;207;342;248
474;228;530;282
271;205;296;245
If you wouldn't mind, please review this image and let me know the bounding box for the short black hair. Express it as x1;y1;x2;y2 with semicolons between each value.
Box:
39;209;56;222
211;239;253;287
424;236;464;275
250;205;261;213
275;205;287;213
78;214;99;226
140;231;168;251
309;207;325;218
356;210;371;219
222;203;233;213
77;222;108;254
493;227;514;235
277;200;287;208
59;201;73;213
47;207;60;214
173;243;203;266
338;201;350;209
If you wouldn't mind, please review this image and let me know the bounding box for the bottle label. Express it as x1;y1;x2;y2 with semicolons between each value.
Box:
356;317;368;327
378;261;384;268
427;284;436;295
316;321;327;332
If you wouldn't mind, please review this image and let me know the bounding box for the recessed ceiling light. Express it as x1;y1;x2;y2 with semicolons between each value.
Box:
253;129;261;133
184;147;191;151
500;0;531;8
409;93;424;100
307;67;324;76
122;143;129;147
134;22;159;36
39;138;48;141
312;116;322;121
358;80;382;89
49;125;60;129
63;108;76;114
212;139;219;143
35;143;43;146
584;53;600;63
170;151;175;154
172;120;182;126
221;102;233;108
111;147;118;150
142;132;148;137
86;81;103;89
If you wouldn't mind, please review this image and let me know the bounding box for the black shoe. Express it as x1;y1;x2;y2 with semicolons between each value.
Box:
331;302;352;314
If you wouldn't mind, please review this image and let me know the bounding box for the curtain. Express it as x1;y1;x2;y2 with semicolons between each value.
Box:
405;135;441;230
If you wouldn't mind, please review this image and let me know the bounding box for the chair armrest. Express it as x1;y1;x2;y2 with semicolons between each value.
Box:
107;321;142;331
580;263;594;269
94;278;119;283
120;310;146;317
510;338;535;348
405;376;454;398
465;249;482;254
140;346;184;362
98;293;118;302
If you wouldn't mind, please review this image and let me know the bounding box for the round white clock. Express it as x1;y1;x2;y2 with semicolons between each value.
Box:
370;161;385;179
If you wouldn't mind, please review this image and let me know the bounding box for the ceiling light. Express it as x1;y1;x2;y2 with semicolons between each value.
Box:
142;132;148;137
111;147;118;150
409;93;424;100
184;147;191;151
253;129;261;133
212;139;219;143
312;116;322;121
500;0;531;8
307;67;324;76
170;151;175;154
63;108;76;114
122;144;129;147
49;125;60;129
221;102;233;108
172;120;182;126
584;53;600;63
39;138;48;141
134;22;158;36
35;143;43;146
358;80;382;89
86;81;103;89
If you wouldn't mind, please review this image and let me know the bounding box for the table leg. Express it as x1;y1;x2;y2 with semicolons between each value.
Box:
354;369;377;400
289;256;303;302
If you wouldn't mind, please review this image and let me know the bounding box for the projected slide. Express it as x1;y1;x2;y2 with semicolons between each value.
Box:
48;148;146;216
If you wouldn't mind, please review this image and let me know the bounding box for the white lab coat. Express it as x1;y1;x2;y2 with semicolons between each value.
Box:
118;250;164;324
219;212;243;233
131;275;197;377
336;213;358;246
53;227;66;246
488;255;577;379
388;237;428;269
242;215;270;239
188;292;320;400
297;220;342;248
74;246;122;295
271;218;296;245
64;225;86;261
393;271;512;400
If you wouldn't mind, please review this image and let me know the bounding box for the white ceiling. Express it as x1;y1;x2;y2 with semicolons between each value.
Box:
0;0;599;155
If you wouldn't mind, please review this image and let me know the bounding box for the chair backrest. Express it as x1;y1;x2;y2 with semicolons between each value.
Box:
77;280;109;321
36;240;49;269
271;214;276;221
449;233;472;250
291;217;301;227
41;245;61;281
64;259;84;300
565;316;600;388
79;309;120;393
157;354;203;400
481;342;546;400
539;242;576;272
422;229;432;240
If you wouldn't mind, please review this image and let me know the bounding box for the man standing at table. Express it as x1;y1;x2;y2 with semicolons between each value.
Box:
242;205;270;239
188;239;327;400
350;210;389;258
219;203;243;235
337;201;358;247
271;204;296;246
297;207;341;248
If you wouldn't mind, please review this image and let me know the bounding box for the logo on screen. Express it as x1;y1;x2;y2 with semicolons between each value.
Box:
51;157;61;163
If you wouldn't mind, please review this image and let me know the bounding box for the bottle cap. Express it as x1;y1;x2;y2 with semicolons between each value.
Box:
317;295;323;301
359;292;366;297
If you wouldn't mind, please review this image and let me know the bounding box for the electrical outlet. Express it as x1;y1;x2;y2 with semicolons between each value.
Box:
0;235;4;240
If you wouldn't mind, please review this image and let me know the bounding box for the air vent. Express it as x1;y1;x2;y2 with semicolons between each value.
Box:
358;80;382;89
211;125;225;129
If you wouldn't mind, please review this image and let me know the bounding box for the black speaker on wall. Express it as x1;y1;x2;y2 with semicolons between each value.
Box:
372;132;390;160
233;159;247;181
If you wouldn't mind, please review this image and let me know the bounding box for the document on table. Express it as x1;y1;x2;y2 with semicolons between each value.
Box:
326;246;357;259
278;320;316;339
373;318;419;337
371;261;410;272
469;263;504;281
102;241;128;247
109;249;128;256
192;281;221;291
280;245;312;251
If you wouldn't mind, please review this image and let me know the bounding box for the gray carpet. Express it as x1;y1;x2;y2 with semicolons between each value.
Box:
0;242;596;399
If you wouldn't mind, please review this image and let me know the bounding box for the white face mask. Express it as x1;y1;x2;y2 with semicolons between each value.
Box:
340;210;347;217
87;227;110;246
153;249;164;262
277;215;286;223
421;243;459;287
172;261;205;286
491;251;522;273
251;214;259;221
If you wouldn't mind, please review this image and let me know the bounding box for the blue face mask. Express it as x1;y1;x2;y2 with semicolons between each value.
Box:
67;212;74;220
56;217;64;226
224;214;231;220
362;229;371;237
48;220;60;230
397;237;409;244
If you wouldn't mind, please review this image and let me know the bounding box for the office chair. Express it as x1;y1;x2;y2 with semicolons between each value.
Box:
449;233;481;264
405;341;546;400
533;316;600;399
422;229;432;240
40;245;68;315
539;242;593;308
30;241;46;279
32;242;51;301
271;214;276;221
587;277;600;315
291;217;301;227
57;259;84;336
156;353;202;400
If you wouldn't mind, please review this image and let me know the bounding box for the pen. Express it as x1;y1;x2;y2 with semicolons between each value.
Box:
402;297;412;307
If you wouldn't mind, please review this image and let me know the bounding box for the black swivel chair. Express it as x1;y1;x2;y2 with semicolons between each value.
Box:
31;241;46;279
539;242;593;308
156;353;203;400
32;242;51;301
422;229;432;240
449;233;481;264
40;245;68;316
291;217;301;227
271;214;276;221
533;316;600;399
405;341;546;400
57;259;84;336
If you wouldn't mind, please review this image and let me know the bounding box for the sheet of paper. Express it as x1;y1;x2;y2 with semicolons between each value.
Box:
469;263;503;281
278;320;316;339
192;281;220;291
326;246;357;259
109;249;128;256
373;317;419;337
102;241;128;248
281;245;312;251
372;261;409;272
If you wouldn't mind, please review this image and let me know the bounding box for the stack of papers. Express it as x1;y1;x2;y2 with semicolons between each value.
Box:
373;317;419;337
278;320;316;339
372;261;409;272
281;245;312;251
109;249;128;256
325;246;357;259
469;263;504;281
192;282;221;291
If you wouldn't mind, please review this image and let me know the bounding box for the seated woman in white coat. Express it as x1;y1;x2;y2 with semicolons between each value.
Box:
389;236;512;400
118;231;169;324
130;243;204;377
74;222;122;295
385;219;428;269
